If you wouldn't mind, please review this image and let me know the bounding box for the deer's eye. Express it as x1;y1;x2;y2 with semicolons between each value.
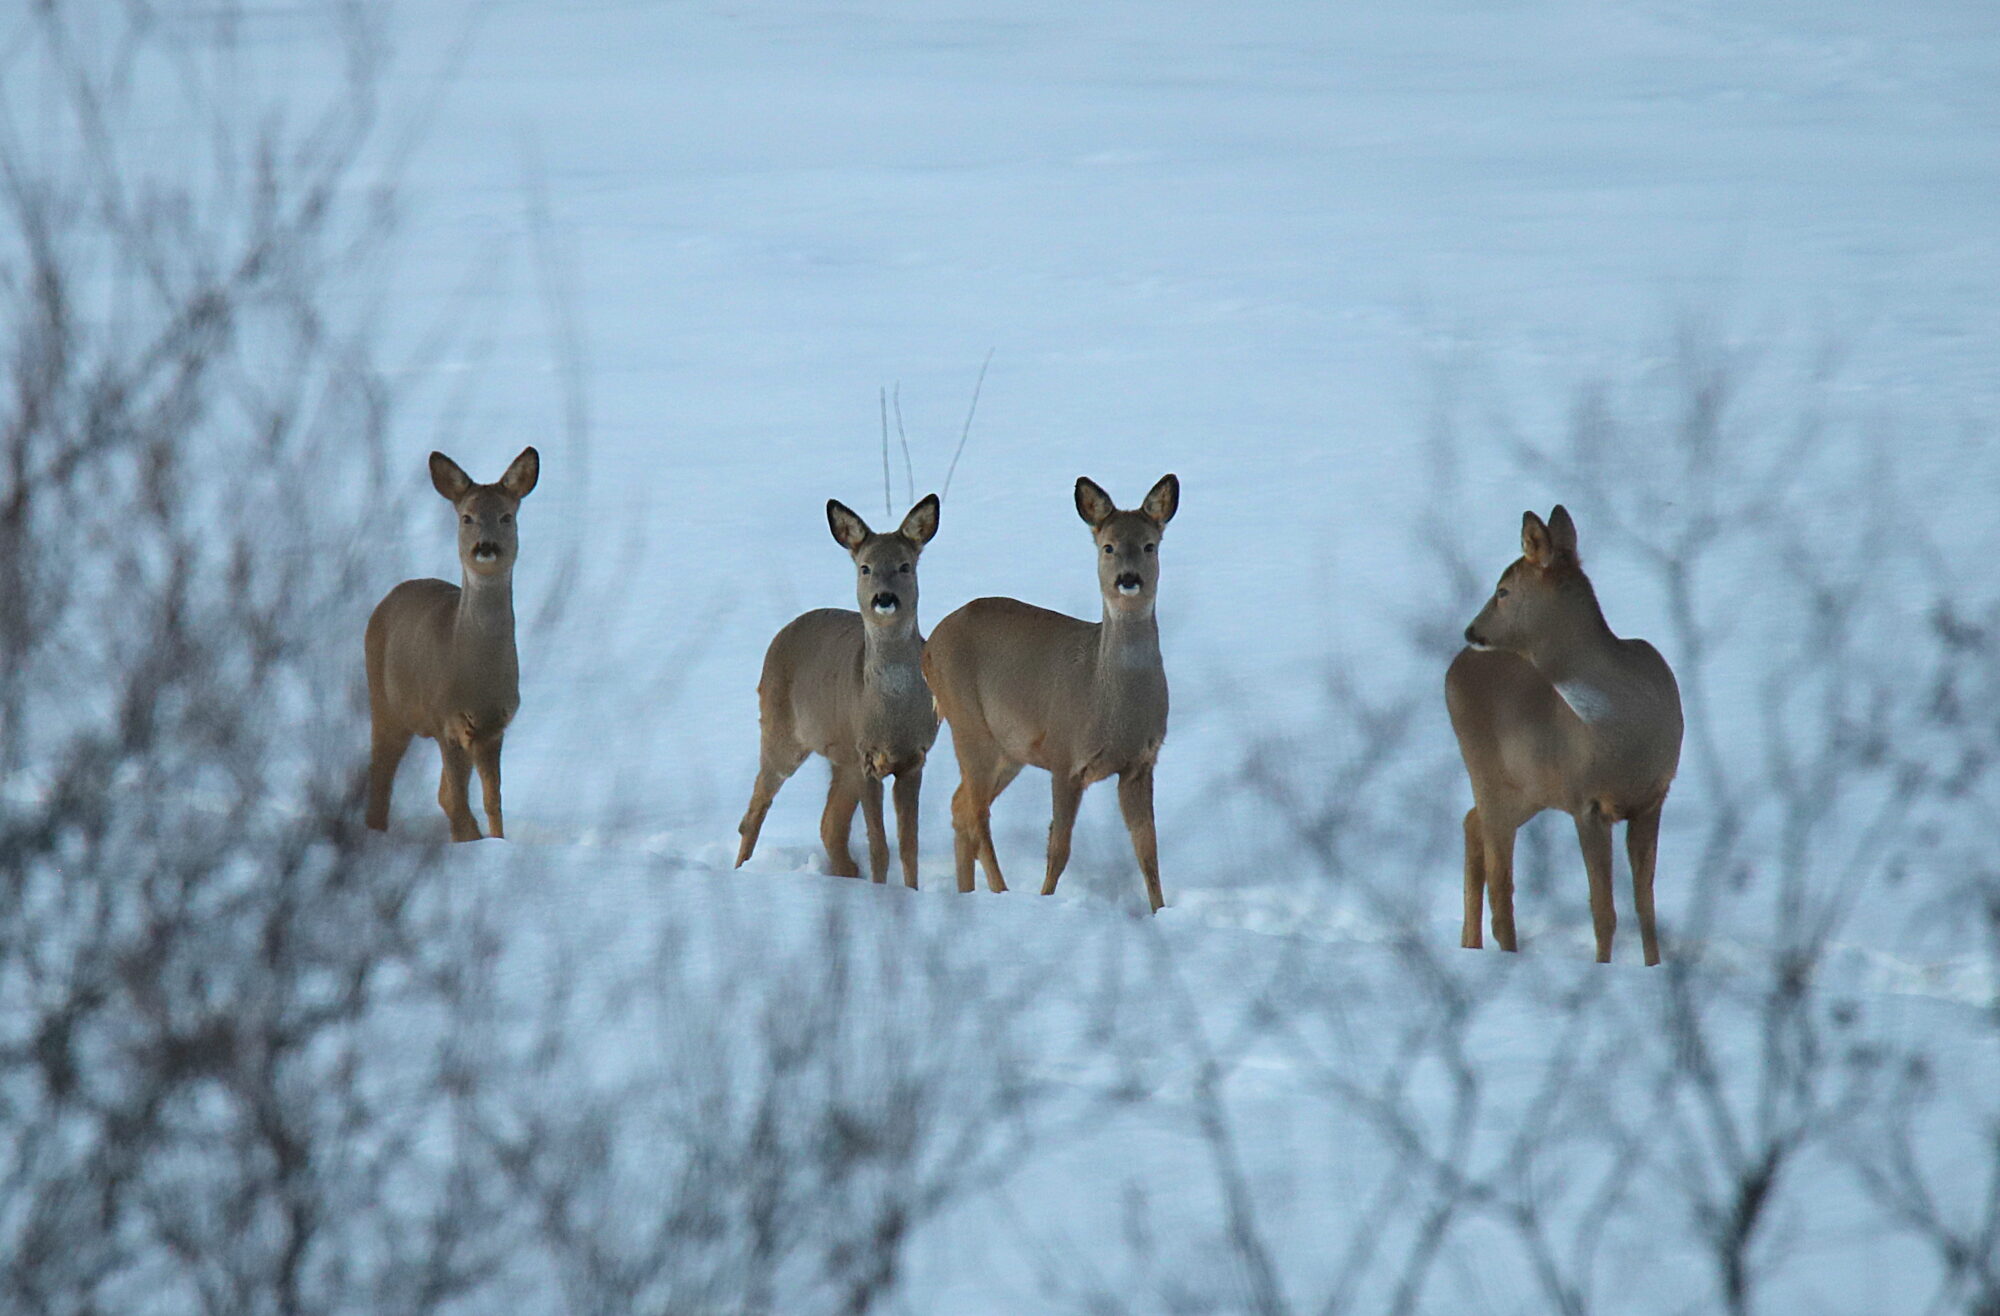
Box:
1144;542;1156;554
1103;543;1114;555
860;564;871;575
500;513;512;524
461;514;473;525
1496;587;1510;600
899;563;911;574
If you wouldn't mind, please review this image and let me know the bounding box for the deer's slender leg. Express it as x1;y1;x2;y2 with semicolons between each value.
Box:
736;741;808;866
1461;807;1486;949
437;739;481;842
860;773;890;883
1575;806;1617;963
1626;802;1664;966
1042;773;1085;896
978;760;1023;893
947;733;997;894
367;720;412;832
1117;766;1164;913
821;765;864;878
893;766;923;889
1480;813;1520;952
471;734;505;839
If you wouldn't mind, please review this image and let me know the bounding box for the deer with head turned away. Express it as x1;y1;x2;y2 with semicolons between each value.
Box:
1446;505;1683;964
736;495;941;886
365;448;539;841
922;474;1178;913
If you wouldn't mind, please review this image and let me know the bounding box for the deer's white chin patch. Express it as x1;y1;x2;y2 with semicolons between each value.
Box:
1116;582;1141;597
871;600;900;616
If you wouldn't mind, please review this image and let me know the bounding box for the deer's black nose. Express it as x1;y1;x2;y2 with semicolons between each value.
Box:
1464;624;1483;646
871;592;900;614
1115;572;1142;593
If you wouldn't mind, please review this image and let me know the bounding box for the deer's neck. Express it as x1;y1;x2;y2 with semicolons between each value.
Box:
1518;598;1647;728
455;568;517;648
1096;606;1164;684
860;619;925;700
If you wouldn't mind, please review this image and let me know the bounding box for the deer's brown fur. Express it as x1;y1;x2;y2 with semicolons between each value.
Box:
365;447;538;841
736;495;941;885
922;474;1178;912
1446;505;1683;964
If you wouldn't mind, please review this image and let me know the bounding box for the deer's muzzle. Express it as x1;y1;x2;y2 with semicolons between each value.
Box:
1115;572;1142;595
870;592;900;615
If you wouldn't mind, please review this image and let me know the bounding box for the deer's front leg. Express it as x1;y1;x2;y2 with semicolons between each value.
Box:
436;738;482;842
1116;766;1164;913
859;772;890;883
471;734;505;839
892;765;923;889
1042;773;1084;897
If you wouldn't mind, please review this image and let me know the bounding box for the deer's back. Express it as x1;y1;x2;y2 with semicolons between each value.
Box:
925;597;1109;774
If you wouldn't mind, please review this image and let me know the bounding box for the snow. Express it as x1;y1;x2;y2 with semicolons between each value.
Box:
64;0;2000;1308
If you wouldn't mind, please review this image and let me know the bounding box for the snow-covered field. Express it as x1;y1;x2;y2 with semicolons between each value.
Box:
7;0;1999;1310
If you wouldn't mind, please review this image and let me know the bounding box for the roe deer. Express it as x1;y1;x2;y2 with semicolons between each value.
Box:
922;474;1178;912
1446;506;1683;964
365;447;539;841
735;495;941;885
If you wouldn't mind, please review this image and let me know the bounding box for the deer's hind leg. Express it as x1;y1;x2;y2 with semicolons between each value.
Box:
736;736;809;867
1626;801;1664;967
947;731;1018;895
1477;806;1524;953
366;716;412;832
1460;807;1486;949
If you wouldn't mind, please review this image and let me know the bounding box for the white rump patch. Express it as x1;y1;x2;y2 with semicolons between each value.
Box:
1554;678;1613;724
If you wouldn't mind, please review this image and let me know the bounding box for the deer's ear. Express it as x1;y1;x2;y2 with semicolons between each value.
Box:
1074;477;1116;527
899;493;940;549
430;452;473;502
1546;504;1578;561
1521;510;1556;568
827;499;871;551
500;446;540;499
1141;473;1179;525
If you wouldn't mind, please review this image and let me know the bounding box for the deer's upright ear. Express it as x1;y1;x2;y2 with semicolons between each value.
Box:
1074;477;1116;527
1141;473;1179;525
430;452;473;502
499;446;540;499
827;499;872;551
1521;510;1556;568
898;493;940;550
1546;504;1578;562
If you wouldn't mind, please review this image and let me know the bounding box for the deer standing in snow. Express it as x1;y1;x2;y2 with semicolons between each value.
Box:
736;495;941;885
922;474;1178;912
1446;505;1683;964
365;447;539;841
